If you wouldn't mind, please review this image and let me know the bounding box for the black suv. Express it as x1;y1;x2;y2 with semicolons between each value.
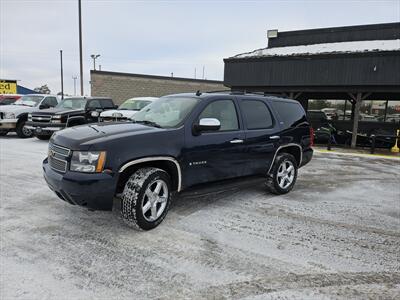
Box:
43;92;313;230
26;97;116;140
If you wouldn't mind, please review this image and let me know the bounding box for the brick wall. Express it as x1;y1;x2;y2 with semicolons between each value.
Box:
91;70;227;105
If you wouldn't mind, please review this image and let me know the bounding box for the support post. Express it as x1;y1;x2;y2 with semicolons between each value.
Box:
351;92;362;148
78;0;84;96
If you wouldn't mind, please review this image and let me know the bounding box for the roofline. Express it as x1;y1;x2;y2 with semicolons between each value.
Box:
224;49;400;62
91;70;223;84
272;22;400;38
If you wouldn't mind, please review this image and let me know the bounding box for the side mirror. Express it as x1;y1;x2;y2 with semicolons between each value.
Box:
193;118;221;135
114;105;119;109
91;111;100;117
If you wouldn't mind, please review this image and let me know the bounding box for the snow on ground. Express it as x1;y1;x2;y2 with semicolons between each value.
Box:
232;39;400;58
1;134;399;299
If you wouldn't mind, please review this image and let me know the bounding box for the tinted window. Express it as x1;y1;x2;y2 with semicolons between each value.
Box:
199;100;238;131
44;97;58;107
87;100;101;109
273;101;306;128
100;99;114;109
241;100;273;129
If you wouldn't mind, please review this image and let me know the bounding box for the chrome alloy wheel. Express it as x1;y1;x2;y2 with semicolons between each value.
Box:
142;179;168;222
277;160;295;189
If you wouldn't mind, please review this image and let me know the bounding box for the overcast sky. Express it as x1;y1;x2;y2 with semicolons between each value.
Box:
1;0;399;96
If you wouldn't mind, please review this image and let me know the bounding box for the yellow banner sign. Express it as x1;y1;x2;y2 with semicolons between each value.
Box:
0;80;17;94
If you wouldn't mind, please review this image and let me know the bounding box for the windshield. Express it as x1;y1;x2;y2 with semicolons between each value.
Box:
14;95;44;107
57;98;87;109
119;99;152;111
132;97;199;128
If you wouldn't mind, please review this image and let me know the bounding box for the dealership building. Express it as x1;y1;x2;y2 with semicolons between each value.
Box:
224;22;400;147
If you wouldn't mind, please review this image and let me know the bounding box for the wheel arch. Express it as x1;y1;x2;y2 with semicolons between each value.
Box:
117;157;182;193
268;143;302;174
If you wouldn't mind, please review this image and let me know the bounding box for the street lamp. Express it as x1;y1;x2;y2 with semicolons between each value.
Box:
91;54;100;70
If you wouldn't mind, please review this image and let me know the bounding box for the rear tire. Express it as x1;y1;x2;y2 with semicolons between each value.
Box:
121;168;171;230
16;120;33;138
266;153;298;195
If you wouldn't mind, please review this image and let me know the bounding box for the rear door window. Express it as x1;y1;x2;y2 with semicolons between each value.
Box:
241;100;273;129
272;101;306;128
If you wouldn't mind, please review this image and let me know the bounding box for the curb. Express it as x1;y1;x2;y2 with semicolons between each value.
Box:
314;149;400;160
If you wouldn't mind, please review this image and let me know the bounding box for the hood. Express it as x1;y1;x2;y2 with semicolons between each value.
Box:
0;104;37;115
31;107;84;116
100;109;138;118
51;122;163;150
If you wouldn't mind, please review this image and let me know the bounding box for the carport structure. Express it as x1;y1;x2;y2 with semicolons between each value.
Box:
224;22;400;147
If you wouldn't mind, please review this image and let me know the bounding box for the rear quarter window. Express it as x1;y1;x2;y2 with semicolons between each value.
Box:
272;101;307;128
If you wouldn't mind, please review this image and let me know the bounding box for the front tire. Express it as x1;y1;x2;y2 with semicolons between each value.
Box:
266;153;298;195
121;168;171;230
35;133;52;140
16;120;33;138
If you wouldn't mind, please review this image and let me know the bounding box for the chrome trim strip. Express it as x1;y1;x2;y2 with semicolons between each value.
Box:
118;156;182;192
267;143;303;174
50;143;71;157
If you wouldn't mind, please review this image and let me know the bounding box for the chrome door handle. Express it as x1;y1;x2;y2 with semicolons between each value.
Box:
230;139;244;144
269;135;280;140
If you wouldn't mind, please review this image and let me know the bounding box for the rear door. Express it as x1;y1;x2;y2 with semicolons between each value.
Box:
239;97;280;175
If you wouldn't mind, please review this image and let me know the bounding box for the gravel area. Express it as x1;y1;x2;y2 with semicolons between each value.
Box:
1;135;399;299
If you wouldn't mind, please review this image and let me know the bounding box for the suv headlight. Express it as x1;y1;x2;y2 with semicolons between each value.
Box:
70;151;106;173
4;112;15;119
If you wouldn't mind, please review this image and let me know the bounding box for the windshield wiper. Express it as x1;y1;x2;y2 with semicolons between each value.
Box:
132;120;161;128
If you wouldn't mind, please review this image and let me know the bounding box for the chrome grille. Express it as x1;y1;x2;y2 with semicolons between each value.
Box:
49;156;67;173
48;142;70;173
32;115;51;123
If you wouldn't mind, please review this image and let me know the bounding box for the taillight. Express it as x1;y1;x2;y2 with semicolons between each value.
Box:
310;127;314;147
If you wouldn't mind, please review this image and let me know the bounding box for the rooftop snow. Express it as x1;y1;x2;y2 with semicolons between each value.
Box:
231;39;400;59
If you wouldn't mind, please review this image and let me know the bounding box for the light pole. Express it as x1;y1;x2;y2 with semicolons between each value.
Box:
60;50;64;99
91;54;100;70
72;76;77;96
78;0;84;96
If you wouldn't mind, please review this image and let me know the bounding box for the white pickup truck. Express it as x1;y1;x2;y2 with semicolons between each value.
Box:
100;97;157;122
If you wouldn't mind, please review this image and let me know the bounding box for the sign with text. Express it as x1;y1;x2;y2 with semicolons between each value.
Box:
0;80;17;94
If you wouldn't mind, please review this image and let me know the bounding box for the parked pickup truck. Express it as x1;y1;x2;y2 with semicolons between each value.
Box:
100;97;157;122
26;97;116;140
43;92;313;230
0;94;59;138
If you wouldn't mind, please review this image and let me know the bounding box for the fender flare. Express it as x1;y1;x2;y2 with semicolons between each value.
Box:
267;143;302;174
118;156;182;192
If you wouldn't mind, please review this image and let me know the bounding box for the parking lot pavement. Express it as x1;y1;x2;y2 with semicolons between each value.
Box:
1;135;399;300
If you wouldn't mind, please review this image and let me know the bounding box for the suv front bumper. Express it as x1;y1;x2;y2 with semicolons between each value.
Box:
43;158;117;211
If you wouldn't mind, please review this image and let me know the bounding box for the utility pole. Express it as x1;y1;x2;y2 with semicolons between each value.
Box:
194;68;196;79
72;76;77;96
78;0;84;96
60;50;64;99
202;66;205;80
90;54;100;70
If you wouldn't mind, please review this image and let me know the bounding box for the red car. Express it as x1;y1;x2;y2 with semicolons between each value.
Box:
0;94;22;105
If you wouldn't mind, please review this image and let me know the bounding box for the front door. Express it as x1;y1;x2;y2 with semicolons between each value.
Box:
183;98;247;187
